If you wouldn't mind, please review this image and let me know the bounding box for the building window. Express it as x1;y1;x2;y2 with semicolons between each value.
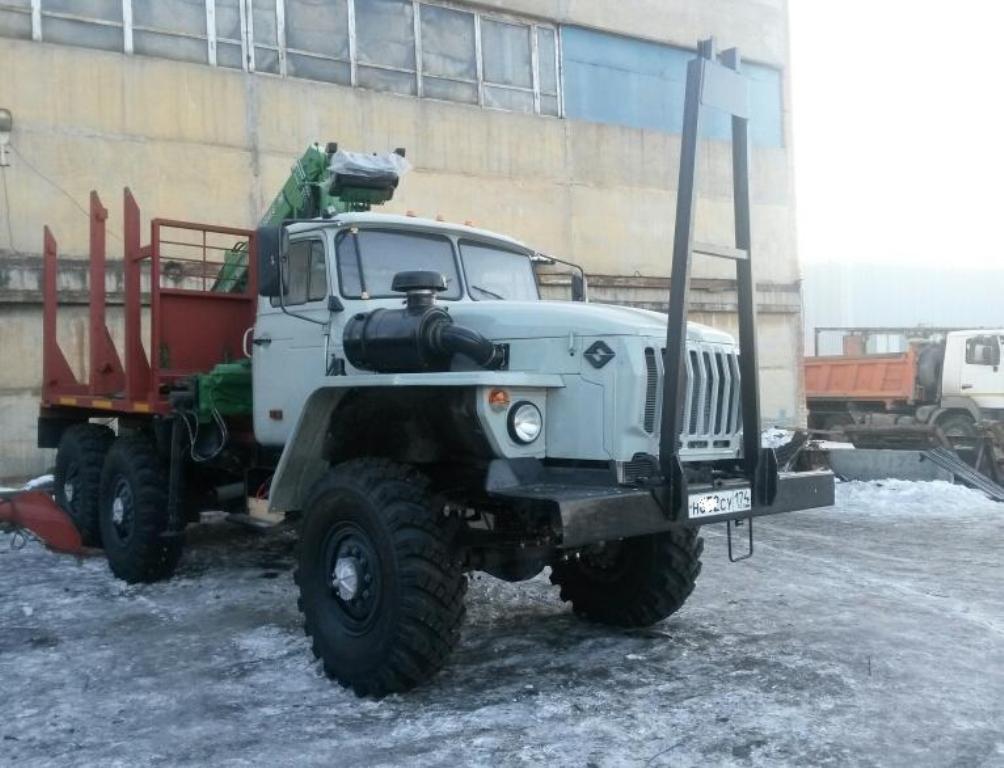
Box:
249;0;280;73
355;0;417;96
284;0;350;85
561;25;784;147
40;0;124;53
212;0;244;69
0;0;32;41
132;0;210;65
480;18;534;113
418;4;477;104
9;1;562;119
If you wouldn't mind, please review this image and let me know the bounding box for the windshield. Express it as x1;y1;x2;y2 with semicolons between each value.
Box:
335;229;462;299
460;241;539;301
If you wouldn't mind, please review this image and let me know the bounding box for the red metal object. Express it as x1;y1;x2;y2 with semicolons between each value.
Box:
88;192;126;396
42;227;85;399
0;491;89;555
150;218;257;387
40;189;257;418
804;347;919;405
123;188;152;401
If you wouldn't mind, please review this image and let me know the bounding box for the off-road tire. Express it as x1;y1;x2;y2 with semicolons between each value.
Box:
54;423;114;546
98;435;183;583
550;527;703;627
295;458;467;698
937;412;977;441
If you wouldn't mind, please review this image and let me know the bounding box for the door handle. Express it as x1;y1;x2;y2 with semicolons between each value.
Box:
252;336;272;347
960;384;973;390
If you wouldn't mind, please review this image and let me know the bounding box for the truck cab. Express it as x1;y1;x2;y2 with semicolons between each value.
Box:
253;212;746;508
942;331;1004;417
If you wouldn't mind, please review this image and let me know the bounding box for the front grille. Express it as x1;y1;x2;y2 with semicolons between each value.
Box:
642;343;742;450
643;347;658;433
683;345;742;447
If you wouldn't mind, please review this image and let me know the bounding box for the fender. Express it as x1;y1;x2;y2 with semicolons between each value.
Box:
268;371;564;513
930;396;981;425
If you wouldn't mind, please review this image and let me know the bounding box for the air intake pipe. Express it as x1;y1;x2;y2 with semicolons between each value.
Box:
342;271;506;373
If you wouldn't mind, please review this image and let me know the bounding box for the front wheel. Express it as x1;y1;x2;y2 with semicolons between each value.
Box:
550;527;703;627
296;459;467;698
937;412;977;442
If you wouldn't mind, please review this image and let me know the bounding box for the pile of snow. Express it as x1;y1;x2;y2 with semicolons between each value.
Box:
0;473;53;495
761;428;795;449
836;478;1000;518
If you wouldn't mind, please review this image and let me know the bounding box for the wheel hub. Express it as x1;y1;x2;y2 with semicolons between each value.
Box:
331;556;361;601
109;477;135;542
324;530;379;628
63;481;75;504
111;496;126;526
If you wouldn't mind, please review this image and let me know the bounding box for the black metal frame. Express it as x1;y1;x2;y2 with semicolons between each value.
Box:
658;38;779;521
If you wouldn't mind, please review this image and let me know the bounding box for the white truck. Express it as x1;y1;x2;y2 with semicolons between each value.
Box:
37;40;833;696
806;330;1004;437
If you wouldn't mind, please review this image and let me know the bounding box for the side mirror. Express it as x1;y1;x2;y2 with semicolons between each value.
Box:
990;342;1001;367
571;270;587;302
256;224;288;297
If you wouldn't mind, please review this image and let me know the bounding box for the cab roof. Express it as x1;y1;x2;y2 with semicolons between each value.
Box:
286;211;529;252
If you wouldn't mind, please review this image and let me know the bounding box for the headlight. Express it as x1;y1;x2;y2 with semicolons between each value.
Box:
508;401;542;444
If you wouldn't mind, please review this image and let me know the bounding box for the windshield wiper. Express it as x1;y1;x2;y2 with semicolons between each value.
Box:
470;284;505;300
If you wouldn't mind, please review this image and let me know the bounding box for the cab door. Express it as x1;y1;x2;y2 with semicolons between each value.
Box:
252;236;331;446
959;334;1004;408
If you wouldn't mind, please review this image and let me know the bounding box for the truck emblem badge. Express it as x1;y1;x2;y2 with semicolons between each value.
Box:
584;341;615;369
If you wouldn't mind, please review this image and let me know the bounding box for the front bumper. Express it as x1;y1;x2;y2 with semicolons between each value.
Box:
485;460;835;549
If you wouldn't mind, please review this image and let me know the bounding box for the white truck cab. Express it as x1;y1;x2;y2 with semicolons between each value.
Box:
942;330;1004;414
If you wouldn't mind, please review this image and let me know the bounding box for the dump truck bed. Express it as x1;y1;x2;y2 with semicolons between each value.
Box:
804;348;918;404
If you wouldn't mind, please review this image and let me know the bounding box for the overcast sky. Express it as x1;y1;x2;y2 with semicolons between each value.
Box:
788;1;1004;269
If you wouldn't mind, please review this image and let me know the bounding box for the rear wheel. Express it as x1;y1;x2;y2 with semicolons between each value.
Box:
296;458;466;698
550;527;703;627
54;423;114;546
98;435;183;583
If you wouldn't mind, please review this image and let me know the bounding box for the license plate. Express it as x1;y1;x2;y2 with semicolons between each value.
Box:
688;487;752;519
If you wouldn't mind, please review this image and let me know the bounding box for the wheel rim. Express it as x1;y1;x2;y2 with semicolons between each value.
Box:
62;462;79;510
108;476;136;545
321;522;382;635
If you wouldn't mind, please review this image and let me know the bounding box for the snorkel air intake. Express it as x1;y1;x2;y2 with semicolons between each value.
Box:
342;271;506;373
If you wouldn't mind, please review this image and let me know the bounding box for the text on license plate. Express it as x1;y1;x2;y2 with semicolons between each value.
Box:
688;487;752;519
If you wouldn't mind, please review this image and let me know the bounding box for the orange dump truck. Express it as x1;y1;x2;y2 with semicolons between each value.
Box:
805;331;1004;438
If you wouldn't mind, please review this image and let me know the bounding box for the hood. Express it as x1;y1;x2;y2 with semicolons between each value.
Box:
445;301;735;345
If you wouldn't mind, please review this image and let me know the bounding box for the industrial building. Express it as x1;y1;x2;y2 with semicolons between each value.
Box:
0;0;799;477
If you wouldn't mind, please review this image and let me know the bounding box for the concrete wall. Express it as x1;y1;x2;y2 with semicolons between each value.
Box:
0;0;803;478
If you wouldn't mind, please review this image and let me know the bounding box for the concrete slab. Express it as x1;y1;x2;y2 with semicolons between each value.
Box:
827;448;954;483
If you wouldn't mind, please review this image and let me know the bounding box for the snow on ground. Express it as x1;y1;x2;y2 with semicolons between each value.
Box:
2;481;1004;767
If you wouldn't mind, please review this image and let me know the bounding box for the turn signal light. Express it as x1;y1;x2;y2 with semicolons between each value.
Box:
488;388;510;411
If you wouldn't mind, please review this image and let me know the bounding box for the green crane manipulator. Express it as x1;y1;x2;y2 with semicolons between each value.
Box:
213;141;409;292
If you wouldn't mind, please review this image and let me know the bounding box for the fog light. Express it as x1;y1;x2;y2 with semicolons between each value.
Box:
508;401;542;444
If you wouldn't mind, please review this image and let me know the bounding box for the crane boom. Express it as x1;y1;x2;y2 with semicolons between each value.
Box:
214;142;409;291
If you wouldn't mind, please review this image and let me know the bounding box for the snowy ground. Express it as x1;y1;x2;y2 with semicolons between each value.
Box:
2;480;1003;767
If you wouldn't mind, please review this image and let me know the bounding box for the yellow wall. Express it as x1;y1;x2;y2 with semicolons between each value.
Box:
0;2;804;477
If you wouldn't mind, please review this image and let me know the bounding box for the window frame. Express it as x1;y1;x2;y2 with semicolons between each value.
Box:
23;1;564;118
334;226;464;301
269;236;328;308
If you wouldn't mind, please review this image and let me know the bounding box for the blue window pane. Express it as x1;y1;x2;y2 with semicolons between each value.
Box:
561;26;783;148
